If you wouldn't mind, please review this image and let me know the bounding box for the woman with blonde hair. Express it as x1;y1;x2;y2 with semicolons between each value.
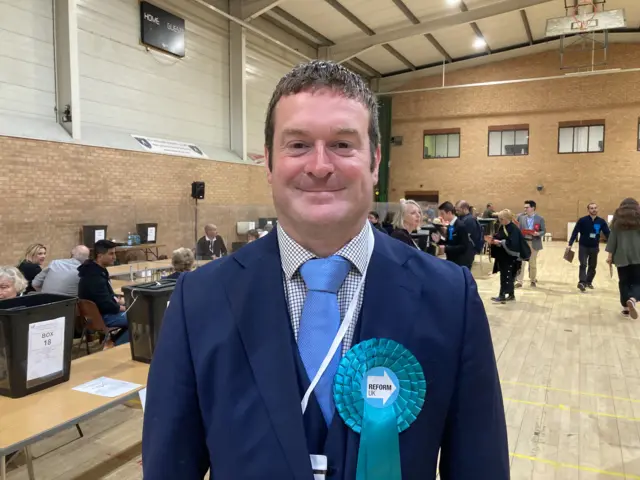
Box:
390;199;423;249
490;209;529;304
606;197;640;318
18;243;47;293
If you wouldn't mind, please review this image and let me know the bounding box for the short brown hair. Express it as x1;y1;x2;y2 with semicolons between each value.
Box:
264;60;379;171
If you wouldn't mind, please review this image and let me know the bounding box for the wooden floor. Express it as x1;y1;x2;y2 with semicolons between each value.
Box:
7;242;640;479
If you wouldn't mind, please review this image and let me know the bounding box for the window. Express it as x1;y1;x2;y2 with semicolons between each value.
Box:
423;129;460;159
488;125;529;156
558;120;605;153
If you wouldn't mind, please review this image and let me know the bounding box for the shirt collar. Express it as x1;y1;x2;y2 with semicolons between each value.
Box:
450;216;458;226
277;221;370;281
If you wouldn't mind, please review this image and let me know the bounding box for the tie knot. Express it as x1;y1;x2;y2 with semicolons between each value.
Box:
300;255;350;294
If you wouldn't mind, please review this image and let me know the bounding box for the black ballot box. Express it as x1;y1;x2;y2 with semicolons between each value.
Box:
0;294;77;399
122;280;176;363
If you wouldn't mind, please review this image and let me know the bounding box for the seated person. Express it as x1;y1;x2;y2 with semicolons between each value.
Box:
77;240;129;345
32;245;90;296
247;229;260;243
166;247;195;280
17;243;47;293
259;223;274;238
195;224;227;260
0;266;28;300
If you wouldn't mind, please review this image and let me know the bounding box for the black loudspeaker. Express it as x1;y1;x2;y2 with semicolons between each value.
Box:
191;181;205;199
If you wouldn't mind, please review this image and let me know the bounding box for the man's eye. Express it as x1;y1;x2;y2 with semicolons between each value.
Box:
335;142;351;149
289;142;308;149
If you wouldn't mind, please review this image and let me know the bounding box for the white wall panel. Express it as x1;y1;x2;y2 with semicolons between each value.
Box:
245;26;312;156
77;0;230;149
0;0;55;121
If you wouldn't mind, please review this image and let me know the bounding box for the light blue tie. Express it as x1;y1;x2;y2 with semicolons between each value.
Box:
298;255;351;425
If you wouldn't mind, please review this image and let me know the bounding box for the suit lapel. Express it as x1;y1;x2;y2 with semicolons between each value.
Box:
358;233;422;352
340;233;423;478
226;234;312;480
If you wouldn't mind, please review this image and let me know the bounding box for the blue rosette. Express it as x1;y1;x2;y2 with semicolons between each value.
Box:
333;338;426;480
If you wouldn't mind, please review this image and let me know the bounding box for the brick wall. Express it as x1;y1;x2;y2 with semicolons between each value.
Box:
0;136;275;265
389;44;640;240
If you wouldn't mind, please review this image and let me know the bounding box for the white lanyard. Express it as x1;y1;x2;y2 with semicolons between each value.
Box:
300;223;376;415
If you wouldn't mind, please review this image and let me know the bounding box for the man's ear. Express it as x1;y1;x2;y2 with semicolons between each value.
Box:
264;145;273;184
371;144;381;182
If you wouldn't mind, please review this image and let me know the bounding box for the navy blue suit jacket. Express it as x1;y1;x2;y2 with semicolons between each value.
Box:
142;228;509;479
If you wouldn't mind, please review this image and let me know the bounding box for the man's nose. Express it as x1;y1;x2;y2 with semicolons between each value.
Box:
304;143;335;178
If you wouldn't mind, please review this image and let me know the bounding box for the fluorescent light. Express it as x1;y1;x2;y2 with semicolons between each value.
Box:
473;37;486;49
447;0;460;5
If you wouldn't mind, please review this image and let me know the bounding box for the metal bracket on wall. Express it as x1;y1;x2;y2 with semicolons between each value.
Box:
559;30;608;71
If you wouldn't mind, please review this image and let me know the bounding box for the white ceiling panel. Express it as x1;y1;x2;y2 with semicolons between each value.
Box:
337;0;411;32
525;2;571;40
388;35;446;66
464;0;516;9
356;45;409;74
432;24;481;58
604;0;640;28
477;11;529;49
400;0;460;21
279;0;360;41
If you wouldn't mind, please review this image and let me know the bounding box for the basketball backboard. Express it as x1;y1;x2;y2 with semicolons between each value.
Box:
545;9;626;36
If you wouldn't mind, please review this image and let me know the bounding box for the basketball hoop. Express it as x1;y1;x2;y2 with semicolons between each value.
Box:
572;0;597;31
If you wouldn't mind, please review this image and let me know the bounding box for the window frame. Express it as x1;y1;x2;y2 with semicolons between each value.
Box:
557;120;605;154
487;124;530;157
423;128;461;159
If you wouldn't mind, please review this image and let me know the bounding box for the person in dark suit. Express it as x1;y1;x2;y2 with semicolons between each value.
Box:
142;60;509;480
195;224;227;260
437;201;475;269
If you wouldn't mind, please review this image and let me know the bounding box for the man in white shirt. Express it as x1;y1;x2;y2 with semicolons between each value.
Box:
32;245;90;296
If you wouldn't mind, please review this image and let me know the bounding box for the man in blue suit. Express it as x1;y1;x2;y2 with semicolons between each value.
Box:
142;61;509;479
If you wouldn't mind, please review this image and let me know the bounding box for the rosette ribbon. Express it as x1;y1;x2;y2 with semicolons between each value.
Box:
333;338;426;480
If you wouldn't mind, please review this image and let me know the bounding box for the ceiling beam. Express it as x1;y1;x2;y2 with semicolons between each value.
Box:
425;34;453;63
459;1;492;54
242;0;286;21
328;0;556;62
324;0;416;70
520;9;534;45
270;6;333;45
266;8;381;78
391;0;453;63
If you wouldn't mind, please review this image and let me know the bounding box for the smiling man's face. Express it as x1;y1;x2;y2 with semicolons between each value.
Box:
266;88;380;232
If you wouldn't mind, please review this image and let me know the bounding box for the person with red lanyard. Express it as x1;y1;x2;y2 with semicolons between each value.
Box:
516;200;546;288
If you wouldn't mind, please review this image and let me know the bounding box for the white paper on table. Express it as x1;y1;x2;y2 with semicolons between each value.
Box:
94;229;105;242
147;226;156;242
138;387;147;411
72;377;142;398
27;317;66;381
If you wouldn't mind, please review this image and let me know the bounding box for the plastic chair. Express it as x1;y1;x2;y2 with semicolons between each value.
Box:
76;299;122;354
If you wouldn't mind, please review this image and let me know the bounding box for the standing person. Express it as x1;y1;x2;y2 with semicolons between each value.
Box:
437;201;474;269
606;198;640;318
490;210;529;304
516;200;545;288
390;199;421;249
483;203;496;219
568;203;611;292
142;60;508;480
